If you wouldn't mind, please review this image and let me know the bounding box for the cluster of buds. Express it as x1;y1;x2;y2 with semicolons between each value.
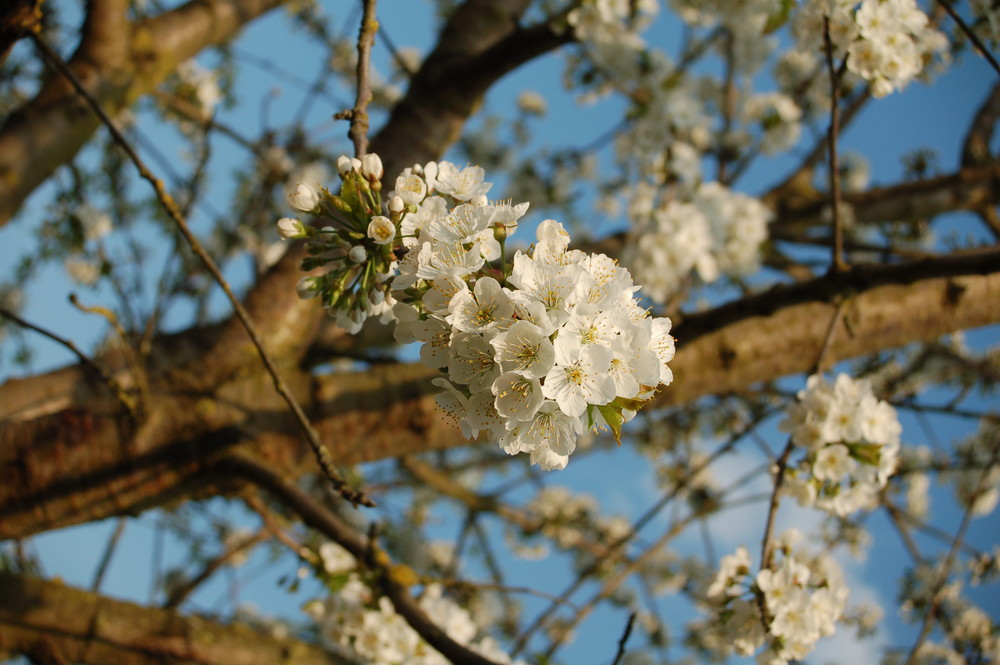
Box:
277;154;401;333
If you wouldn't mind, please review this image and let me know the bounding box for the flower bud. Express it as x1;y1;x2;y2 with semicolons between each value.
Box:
471;193;488;206
361;153;383;182
336;155;354;177
287;183;320;213
423;161;438;190
388;195;404;213
348;245;368;263
367;215;396;245
296;276;318;299
277;217;306;239
493;221;508;244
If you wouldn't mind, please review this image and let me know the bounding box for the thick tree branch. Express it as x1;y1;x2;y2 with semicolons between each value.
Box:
2;250;999;540
771;163;1000;234
0;0;41;66
0;571;353;665
0;0;287;225
369;0;572;179
77;0;130;68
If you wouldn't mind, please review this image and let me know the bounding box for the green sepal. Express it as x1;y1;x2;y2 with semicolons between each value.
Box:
335;170;373;228
612;390;655;414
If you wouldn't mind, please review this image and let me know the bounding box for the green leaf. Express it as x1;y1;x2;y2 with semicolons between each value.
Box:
612;392;654;414
596;403;625;446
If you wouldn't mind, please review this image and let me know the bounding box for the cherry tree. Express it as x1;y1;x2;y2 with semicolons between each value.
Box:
0;1;998;664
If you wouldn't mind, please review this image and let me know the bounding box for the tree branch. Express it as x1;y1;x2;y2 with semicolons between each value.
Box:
0;571;353;665
223;455;506;665
0;0;287;225
2;250;999;540
771;163;1000;234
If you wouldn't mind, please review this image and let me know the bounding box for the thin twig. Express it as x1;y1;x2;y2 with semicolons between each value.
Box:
611;613;636;665
936;0;1000;77
902;439;1000;665
441;580;582;614
759;439;796;570
29;33;373;508
883;499;924;564
823;15;848;273
222;455;506;665
243;491;311;556
338;0;379;157
512;408;776;656
760;296;844;570
815;296;847;375
0;306;137;419
378;22;417;77
90;518;127;593
163;529;269;609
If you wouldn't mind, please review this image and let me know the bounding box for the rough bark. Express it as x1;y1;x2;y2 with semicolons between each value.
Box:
0;571;352;665
0;0;287;225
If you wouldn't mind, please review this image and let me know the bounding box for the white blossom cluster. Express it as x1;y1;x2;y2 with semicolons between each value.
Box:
794;0;948;98
623;181;771;303
898;561;1000;664
701;529;849;665
566;0;660;86
779;373;902;516
524;486;630;551
395;211;675;471
279;154;675;470
306;542;524;665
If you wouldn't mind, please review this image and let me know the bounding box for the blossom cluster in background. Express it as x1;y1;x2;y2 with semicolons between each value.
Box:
623;181;771;303
278;154;675;470
795;0;947;98
699;529;850;665
780;373;902;516
306;542;524;665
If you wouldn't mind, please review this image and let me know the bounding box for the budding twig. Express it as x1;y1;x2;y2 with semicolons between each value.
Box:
343;0;379;157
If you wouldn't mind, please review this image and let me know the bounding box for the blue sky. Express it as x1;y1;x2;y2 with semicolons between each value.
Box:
3;1;999;664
